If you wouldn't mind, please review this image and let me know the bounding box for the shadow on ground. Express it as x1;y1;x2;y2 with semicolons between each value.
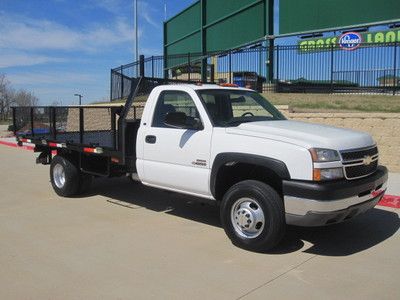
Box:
85;177;399;256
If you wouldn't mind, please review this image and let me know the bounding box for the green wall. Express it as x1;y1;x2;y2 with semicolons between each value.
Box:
164;0;269;68
165;1;201;46
280;0;400;35
206;1;266;52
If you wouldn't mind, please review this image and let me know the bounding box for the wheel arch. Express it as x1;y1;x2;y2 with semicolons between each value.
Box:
210;153;291;201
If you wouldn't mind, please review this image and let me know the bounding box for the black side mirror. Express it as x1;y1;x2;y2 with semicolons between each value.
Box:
164;112;203;130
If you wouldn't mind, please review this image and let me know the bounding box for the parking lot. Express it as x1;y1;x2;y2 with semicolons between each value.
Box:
0;144;399;299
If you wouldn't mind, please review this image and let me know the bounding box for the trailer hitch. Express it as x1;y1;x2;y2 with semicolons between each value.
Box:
36;151;51;165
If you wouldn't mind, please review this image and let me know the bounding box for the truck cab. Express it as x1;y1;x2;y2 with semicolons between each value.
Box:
136;84;387;250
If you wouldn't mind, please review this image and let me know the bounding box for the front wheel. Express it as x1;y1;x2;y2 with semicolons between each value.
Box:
220;180;286;252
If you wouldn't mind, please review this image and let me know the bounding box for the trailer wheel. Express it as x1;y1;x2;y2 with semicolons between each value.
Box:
50;155;80;197
220;180;286;252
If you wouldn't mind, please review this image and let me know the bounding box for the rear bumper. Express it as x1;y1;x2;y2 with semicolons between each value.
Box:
283;166;388;226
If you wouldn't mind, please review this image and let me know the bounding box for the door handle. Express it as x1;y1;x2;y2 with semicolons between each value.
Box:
145;135;157;144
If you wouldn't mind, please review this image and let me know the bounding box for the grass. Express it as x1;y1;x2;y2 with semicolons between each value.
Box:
263;93;400;113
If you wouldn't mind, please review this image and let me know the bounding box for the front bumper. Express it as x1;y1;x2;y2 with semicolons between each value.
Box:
283;166;388;226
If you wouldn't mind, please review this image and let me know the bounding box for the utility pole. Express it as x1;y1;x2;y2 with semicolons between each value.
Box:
74;94;83;106
135;0;139;62
164;1;167;21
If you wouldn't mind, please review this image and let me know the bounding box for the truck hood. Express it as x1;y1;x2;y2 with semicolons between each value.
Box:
225;120;374;150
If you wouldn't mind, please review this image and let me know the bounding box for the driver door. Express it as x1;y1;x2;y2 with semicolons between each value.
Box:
141;90;213;197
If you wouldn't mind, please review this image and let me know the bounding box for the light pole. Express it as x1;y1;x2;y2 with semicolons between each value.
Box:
135;0;138;62
74;94;83;106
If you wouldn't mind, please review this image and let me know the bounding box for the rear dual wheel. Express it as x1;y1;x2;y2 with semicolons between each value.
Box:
220;180;286;252
50;155;92;197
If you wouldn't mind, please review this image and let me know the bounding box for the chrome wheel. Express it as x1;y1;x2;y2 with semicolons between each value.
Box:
53;163;66;189
231;198;265;239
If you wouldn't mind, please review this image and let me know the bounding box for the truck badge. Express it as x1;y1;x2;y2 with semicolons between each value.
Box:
363;155;373;166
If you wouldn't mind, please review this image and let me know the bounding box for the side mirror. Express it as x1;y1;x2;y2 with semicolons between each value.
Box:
164;112;203;130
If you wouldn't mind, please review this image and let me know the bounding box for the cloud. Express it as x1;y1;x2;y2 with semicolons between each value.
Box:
139;1;161;28
87;0;160;28
0;11;135;53
7;71;96;86
88;0;125;14
0;52;66;68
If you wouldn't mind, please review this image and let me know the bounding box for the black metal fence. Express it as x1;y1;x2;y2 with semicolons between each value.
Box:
111;42;400;100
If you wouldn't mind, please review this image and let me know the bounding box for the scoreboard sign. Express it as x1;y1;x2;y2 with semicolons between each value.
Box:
298;28;400;52
280;0;400;35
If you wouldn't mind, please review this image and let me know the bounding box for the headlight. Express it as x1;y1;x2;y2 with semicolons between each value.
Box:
313;168;344;181
309;148;340;162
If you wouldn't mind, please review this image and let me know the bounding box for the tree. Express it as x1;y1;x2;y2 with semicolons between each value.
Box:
13;90;38;107
0;74;14;121
0;74;38;121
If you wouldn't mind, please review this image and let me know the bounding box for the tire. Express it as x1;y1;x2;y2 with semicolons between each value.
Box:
50;155;80;197
220;180;286;252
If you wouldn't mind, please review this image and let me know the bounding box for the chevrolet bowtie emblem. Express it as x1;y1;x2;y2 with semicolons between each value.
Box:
363;155;373;165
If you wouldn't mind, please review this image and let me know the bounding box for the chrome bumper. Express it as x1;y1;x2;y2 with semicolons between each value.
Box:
283;168;388;227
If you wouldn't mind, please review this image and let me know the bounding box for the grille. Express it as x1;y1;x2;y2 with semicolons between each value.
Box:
340;146;379;179
344;160;378;179
341;146;378;161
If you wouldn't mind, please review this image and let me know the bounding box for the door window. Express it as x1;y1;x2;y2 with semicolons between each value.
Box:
152;91;200;128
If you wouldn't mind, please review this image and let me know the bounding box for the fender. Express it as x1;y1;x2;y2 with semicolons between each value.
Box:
210;152;291;198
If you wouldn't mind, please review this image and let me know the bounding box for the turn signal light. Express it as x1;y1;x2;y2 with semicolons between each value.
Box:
313;169;322;181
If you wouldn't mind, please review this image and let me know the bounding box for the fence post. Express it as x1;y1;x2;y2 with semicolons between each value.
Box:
258;45;262;77
120;65;124;99
139;55;145;77
110;69;113;101
111;108;117;150
12;108;16;136
393;42;398;96
268;39;274;83
151;56;154;78
188;53;191;82
228;50;232;83
210;64;215;83
330;44;334;93
276;45;280;83
30;107;34;137
49;107;54;139
79;108;84;144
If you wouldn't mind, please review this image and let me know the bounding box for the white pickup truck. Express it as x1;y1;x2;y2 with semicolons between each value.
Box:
13;78;388;251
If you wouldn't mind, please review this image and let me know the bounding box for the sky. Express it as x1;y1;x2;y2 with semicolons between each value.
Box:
0;0;197;105
0;1;395;105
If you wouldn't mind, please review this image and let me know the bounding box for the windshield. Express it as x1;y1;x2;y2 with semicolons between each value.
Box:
197;89;286;127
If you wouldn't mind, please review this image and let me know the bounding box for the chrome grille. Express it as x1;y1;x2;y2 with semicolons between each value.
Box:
340;146;379;180
341;146;378;161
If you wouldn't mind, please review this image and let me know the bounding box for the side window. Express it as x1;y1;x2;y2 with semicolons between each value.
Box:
152;91;200;128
